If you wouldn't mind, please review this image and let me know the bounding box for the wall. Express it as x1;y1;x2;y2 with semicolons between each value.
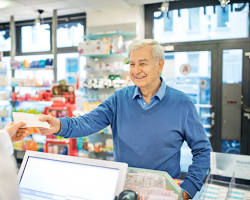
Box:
86;5;145;39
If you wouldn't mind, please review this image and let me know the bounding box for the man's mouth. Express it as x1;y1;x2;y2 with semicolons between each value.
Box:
135;76;146;80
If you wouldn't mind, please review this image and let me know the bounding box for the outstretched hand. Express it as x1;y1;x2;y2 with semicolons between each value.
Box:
38;114;61;136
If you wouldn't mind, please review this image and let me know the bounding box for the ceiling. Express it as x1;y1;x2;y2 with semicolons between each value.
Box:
0;0;164;23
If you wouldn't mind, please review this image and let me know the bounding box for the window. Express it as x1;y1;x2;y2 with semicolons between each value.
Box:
164;12;173;31
57;53;86;84
217;7;229;27
188;53;199;74
222;49;242;84
188;8;200;32
0;30;10;51
21;24;51;53
152;3;249;43
57;22;84;48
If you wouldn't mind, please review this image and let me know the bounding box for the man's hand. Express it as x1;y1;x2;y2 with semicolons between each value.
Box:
6;122;31;142
38;114;61;135
182;191;191;200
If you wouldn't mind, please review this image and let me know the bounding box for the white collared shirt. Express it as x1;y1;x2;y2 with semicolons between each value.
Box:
0;129;14;155
0;129;20;200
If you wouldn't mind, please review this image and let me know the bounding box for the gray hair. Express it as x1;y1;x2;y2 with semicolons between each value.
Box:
128;39;164;62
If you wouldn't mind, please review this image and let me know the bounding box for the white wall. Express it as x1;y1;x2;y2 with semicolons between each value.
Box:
86;5;145;39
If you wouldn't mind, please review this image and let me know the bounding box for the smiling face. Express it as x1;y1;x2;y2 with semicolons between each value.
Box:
129;45;164;90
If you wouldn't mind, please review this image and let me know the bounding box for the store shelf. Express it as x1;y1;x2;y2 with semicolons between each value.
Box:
82;86;123;90
11;67;54;70
11;85;51;88
84;31;136;40
85;53;127;59
46;138;70;143
195;104;212;108
0;100;10;105
203;124;212;129
11;100;51;103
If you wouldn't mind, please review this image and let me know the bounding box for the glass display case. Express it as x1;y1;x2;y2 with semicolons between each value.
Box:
200;152;250;200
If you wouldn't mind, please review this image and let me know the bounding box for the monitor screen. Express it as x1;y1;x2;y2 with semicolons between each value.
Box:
19;156;121;200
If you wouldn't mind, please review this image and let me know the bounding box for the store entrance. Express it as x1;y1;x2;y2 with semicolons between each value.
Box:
219;42;250;155
161;43;217;172
162;41;250;156
163;50;213;137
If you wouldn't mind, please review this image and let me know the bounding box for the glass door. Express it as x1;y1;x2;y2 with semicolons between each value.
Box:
219;42;250;155
162;47;216;173
163;51;212;137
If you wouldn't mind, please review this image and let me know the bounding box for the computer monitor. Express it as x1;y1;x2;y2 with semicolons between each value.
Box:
18;151;128;200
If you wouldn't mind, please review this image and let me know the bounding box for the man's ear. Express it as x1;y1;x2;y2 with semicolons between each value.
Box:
158;59;164;73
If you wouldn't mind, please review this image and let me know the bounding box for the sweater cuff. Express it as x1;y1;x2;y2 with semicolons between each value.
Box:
180;178;198;198
57;118;68;137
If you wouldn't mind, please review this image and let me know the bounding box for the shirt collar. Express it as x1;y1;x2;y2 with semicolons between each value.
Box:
132;77;167;100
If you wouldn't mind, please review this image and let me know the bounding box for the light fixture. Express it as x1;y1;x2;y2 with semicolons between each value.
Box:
159;0;176;14
219;0;230;8
34;9;44;27
160;1;169;13
0;0;10;9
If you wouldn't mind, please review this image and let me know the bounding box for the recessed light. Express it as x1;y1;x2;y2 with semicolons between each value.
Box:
0;0;10;9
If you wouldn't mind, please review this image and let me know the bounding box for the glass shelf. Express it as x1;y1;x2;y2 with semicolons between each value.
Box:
11;67;54;70
11;100;51;103
84;53;127;59
84;31;136;40
0;100;11;105
11;85;51;88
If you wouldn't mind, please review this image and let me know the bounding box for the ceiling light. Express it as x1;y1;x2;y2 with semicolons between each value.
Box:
159;0;177;13
0;0;9;9
34;9;44;27
160;1;169;13
219;0;230;8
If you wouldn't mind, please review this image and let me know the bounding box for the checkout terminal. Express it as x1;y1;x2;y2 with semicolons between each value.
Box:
18;151;128;200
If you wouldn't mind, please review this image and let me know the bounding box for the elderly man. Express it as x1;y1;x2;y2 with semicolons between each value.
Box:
19;39;212;199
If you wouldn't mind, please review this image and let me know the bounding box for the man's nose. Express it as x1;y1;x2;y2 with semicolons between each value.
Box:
132;64;142;74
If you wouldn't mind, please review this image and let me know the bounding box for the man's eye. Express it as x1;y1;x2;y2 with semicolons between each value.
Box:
140;63;146;66
130;63;135;67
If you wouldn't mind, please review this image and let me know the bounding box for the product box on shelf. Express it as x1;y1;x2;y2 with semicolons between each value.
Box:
46;135;78;156
43;82;77;156
43;99;74;118
0;75;9;86
11;58;53;69
78;38;110;56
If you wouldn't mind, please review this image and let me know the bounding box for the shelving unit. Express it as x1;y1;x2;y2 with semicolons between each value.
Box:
84;31;136;40
0;52;11;128
77;31;136;160
78;31;135;101
10;58;54;110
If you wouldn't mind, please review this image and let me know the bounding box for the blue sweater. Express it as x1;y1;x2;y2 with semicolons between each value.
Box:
59;86;212;198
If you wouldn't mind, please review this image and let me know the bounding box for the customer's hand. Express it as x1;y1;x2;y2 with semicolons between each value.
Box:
182;191;191;200
6;122;31;142
38;114;61;135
